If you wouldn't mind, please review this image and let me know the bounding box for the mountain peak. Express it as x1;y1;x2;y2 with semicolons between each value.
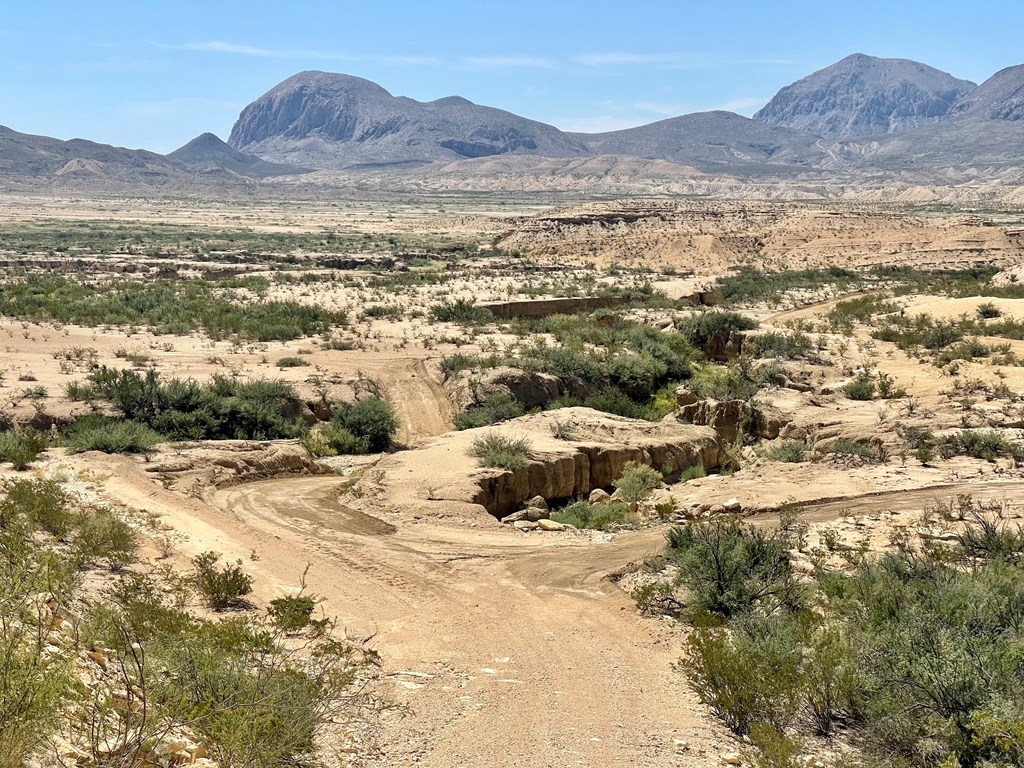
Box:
227;70;585;168
754;54;977;139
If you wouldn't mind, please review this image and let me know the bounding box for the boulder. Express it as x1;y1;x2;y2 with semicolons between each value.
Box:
537;518;565;531
722;498;742;513
512;520;539;531
525;495;549;512
589;488;612;505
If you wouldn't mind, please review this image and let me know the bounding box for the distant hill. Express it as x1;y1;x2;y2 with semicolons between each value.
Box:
754;54;975;139
167;132;303;177
947;64;1024;121
568;111;827;173
0;125;179;181
227;71;588;169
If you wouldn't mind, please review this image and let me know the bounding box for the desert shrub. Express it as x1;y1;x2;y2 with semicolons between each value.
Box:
746;330;815;360
680;310;759;349
0;276;345;341
765;441;807;463
977;301;1002;319
275;356;309;368
303;422;370;458
63;416;161;454
0;478;76;539
612;461;662;503
74;507;137;570
681;615;804;735
671;509;1024;768
713;266;861;305
335;397;399;452
841;373;876;401
192;552;254;611
0;430;48;470
430;298;493;324
83;368;306;442
468;433;533;470
454;393;525;430
360;304;403;319
940;429;1023;462
550;499;633;530
681;464;707;481
666;518;804;618
687;364;761;401
268;594;319;633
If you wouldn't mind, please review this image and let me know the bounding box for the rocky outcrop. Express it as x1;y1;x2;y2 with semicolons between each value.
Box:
471;424;721;517
676;387;790;444
447;366;562;412
143;440;327;495
363;408;721;521
754;53;976;139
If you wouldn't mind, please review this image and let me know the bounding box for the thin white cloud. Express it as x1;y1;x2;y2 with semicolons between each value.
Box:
466;56;554;68
158;41;277;56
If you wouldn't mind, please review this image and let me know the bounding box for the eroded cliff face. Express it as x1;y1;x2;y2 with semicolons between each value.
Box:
360;408;722;520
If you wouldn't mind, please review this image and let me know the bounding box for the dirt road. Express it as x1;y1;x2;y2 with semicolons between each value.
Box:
77;448;1024;768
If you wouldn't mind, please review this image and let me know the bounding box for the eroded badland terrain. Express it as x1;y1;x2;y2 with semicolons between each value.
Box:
5;191;1024;768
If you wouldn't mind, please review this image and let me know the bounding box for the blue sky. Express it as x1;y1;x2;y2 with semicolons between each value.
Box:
2;0;1022;153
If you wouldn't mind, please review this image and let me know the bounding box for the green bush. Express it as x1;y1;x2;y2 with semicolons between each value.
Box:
82;368;306;442
681;464;707;481
268;594;319;633
841;373;876;401
977;301;1002;319
550;499;634;530
746;331;815;361
0;431;48;470
63;416;161;454
612;461;662;503
74;507;138;570
275;356;309;368
430;298;493;324
681;615;803;736
765;441;807;463
454;393;525;430
670;501;1024;768
940;429;1023;462
681;310;759;349
336;397;399;452
0;478;76;539
468;433;534;470
666;518;804;618
0;275;346;341
192;552;254;610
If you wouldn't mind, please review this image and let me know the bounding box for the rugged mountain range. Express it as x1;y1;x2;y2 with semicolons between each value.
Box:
4;54;1024;190
227;71;587;169
753;53;976;139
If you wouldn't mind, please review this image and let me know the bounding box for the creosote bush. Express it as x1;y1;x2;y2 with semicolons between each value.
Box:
192;552;254;610
468;433;534;470
550;499;634;530
334;396;400;452
612;461;662;503
0;430;49;470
